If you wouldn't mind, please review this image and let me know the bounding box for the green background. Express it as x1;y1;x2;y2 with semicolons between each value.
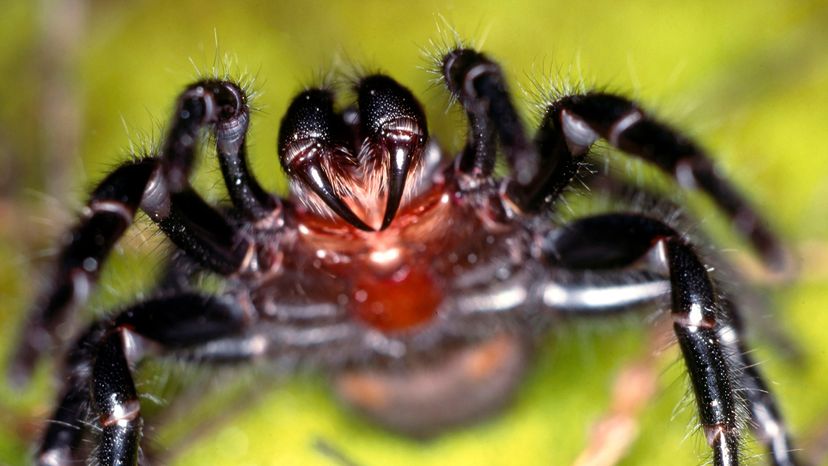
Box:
1;1;827;465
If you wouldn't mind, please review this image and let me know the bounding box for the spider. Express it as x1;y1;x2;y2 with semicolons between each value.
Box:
8;46;802;466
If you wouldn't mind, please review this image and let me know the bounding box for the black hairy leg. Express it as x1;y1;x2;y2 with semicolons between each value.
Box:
441;49;788;274
37;294;248;466
533;93;788;271
723;297;801;466
9;81;274;386
442;48;539;183
543;213;801;466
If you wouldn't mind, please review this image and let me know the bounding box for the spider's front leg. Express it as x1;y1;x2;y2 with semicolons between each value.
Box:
442;48;539;183
10;81;278;385
440;47;787;271
543;213;801;466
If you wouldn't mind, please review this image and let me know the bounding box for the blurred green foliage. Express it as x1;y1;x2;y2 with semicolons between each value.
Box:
1;1;827;465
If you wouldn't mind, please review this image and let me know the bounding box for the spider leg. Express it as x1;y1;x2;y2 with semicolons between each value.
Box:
37;293;248;466
10;81;274;386
441;48;539;183
723;297;802;466
154;250;205;293
440;53;786;270
578;170;804;360
11;159;154;384
206;82;279;221
537;270;670;315
542;213;801;466
532;93;787;271
38;292;360;466
516;101;583;210
160;79;280;222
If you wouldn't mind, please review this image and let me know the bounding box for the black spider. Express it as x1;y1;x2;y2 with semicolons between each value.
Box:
9;47;801;466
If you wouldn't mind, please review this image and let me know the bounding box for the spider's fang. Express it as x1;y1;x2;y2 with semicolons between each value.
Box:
380;120;424;230
279;88;372;231
382;142;412;230
357;75;427;230
297;159;373;232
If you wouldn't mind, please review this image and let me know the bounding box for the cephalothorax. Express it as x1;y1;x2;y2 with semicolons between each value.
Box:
11;47;800;466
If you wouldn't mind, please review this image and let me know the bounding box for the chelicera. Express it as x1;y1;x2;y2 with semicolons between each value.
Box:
10;47;801;466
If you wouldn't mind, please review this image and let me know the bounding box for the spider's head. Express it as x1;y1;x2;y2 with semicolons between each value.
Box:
278;75;435;232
